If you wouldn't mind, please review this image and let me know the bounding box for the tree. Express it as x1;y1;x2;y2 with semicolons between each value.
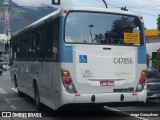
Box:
157;15;160;30
152;59;160;69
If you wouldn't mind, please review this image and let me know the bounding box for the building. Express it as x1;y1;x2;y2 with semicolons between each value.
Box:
145;29;160;68
0;34;9;64
0;34;7;51
0;34;7;43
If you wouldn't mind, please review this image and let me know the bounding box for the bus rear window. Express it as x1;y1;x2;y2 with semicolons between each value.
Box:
65;11;144;46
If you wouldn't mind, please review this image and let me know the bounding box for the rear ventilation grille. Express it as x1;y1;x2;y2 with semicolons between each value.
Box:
113;87;134;92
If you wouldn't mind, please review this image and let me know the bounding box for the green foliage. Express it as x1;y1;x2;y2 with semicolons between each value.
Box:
157;15;160;30
0;6;3;11
0;6;26;33
152;59;160;69
10;7;25;15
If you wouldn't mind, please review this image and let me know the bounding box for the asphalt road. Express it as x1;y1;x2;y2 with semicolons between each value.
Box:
0;70;160;120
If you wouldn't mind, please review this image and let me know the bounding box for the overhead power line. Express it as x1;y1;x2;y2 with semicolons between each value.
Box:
107;3;158;16
107;0;160;10
95;0;158;17
0;1;159;17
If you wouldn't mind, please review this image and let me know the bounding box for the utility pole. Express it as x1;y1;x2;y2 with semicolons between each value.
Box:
88;24;94;43
3;0;10;64
4;0;11;40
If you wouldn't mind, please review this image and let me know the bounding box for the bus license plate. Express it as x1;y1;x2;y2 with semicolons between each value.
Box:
100;81;115;86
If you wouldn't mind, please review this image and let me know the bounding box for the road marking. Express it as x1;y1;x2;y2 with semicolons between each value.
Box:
104;106;121;112
0;88;7;94
5;98;30;107
5;98;30;101
5;98;30;111
104;106;149;120
11;88;17;92
137;117;150;120
3;73;7;75
10;105;17;110
5;99;11;104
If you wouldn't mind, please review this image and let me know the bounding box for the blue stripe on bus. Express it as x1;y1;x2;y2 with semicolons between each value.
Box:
138;22;147;64
58;16;73;63
138;46;146;64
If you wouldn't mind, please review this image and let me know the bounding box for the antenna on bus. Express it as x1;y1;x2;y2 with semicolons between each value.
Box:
121;6;128;11
52;0;61;5
102;0;108;8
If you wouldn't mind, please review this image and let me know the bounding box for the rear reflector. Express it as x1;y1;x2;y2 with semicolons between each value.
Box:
75;93;80;96
132;93;137;96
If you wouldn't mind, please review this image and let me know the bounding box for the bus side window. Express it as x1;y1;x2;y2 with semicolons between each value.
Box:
22;35;27;59
16;38;20;59
44;22;53;59
33;31;42;59
53;19;59;60
12;38;16;59
44;17;59;61
27;32;33;59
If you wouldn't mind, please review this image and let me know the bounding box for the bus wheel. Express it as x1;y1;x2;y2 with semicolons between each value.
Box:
14;75;24;97
17;88;24;97
34;83;41;110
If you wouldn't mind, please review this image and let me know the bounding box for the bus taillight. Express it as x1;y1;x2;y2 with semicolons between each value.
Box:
141;71;147;78
64;10;68;14
139;78;145;84
68;85;74;91
65;78;71;84
61;69;77;93
136;71;146;92
62;71;69;77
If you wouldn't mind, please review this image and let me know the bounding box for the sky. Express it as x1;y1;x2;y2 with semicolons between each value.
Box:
11;0;160;29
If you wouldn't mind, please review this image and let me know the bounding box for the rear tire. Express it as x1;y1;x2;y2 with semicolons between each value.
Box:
34;82;41;110
17;88;24;97
14;75;24;97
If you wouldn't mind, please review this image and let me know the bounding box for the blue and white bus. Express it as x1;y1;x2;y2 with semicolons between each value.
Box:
10;7;147;110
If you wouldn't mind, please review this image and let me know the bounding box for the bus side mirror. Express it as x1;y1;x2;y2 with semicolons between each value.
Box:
52;0;61;5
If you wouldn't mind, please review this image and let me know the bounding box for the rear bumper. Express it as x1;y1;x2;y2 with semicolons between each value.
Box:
59;89;147;107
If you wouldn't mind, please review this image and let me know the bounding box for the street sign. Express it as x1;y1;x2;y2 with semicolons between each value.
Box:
52;0;61;5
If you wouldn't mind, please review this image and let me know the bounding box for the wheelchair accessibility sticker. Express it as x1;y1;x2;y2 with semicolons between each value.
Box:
79;55;87;63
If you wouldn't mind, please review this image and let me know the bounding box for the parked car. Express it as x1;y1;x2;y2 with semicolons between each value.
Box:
3;64;7;71
145;69;160;101
0;59;8;71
